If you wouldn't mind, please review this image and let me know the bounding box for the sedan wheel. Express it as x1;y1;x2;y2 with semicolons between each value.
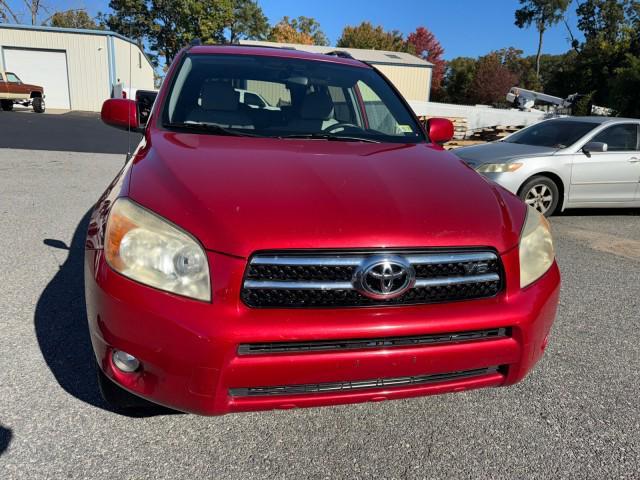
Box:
524;184;554;214
518;175;560;217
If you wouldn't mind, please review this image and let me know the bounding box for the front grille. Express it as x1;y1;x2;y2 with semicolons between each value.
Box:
242;250;503;308
238;327;508;355
229;366;501;397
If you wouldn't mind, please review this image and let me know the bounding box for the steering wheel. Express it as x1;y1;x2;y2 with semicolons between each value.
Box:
323;122;364;133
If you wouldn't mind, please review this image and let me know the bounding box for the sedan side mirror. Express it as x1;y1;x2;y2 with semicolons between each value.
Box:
582;141;608;155
427;118;454;145
101;98;142;132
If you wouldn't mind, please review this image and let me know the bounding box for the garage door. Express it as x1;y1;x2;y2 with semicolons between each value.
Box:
3;48;71;109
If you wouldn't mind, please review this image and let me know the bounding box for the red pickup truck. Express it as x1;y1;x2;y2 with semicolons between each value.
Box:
0;69;45;113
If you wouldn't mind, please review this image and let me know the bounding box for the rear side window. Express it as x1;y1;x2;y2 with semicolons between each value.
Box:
592;124;639;151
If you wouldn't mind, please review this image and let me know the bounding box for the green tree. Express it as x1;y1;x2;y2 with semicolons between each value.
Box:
336;22;410;52
100;0;233;65
228;0;269;43
571;0;640;110
609;53;640;116
514;0;571;78
440;57;477;104
268;16;328;45
49;10;100;29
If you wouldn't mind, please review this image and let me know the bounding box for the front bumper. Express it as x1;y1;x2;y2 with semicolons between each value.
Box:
85;246;560;416
480;172;524;195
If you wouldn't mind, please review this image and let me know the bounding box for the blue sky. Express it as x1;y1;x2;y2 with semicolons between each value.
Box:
38;0;582;59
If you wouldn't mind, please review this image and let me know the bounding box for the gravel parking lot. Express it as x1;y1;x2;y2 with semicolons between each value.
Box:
1;147;639;479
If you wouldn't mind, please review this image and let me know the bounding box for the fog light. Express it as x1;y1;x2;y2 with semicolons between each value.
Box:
112;350;140;373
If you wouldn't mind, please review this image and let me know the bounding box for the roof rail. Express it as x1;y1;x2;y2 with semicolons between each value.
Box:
325;50;354;59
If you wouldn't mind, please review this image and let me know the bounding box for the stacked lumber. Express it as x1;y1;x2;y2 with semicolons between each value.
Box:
469;125;523;142
443;125;524;150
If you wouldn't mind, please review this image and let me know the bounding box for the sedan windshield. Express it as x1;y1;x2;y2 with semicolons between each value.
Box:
162;53;425;144
503;120;595;148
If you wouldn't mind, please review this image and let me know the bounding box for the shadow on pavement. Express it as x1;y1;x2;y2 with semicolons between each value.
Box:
557;207;640;217
0;425;11;456
35;210;175;417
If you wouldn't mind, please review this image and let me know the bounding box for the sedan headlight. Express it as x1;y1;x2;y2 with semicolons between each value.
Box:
519;205;555;288
105;198;211;301
476;162;523;173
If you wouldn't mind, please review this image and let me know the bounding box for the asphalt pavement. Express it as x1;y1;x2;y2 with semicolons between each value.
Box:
0;148;639;479
0;109;140;154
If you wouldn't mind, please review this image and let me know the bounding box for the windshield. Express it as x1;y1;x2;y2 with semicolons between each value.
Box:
162;53;425;144
503;120;596;148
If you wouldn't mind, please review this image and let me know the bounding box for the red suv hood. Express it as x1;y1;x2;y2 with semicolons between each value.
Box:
128;132;525;258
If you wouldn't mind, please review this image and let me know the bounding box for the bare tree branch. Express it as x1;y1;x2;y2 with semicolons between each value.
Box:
22;0;42;25
563;18;581;53
0;0;21;23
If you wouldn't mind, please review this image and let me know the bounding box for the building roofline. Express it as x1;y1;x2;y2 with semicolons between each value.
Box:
0;23;135;44
238;40;433;68
0;23;154;71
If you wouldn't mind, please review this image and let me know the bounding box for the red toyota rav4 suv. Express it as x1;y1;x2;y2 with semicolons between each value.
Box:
86;45;560;415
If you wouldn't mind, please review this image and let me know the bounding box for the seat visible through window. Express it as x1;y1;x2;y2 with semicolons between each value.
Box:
286;91;338;132
186;82;253;129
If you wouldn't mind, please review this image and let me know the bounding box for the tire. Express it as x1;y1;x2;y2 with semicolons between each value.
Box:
32;97;45;113
1;100;13;111
519;175;560;217
96;363;156;412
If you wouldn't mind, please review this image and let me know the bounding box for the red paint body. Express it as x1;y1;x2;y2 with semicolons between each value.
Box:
86;46;560;415
101;98;139;132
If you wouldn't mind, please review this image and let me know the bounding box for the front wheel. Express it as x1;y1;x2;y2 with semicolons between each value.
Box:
32;97;45;113
1;100;13;111
519;175;559;217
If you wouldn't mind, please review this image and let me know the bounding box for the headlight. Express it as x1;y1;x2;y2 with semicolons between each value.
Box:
519;205;555;288
105;198;210;301
476;162;523;173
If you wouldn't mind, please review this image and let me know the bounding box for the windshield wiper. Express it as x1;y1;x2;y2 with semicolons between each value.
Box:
278;133;381;143
164;122;260;137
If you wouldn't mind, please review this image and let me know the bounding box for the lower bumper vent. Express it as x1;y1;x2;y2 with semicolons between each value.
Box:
229;366;501;397
238;328;508;355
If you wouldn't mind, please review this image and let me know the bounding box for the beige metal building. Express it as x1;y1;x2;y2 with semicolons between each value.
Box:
0;24;154;111
240;40;433;102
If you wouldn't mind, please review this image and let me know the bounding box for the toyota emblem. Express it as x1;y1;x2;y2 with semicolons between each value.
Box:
353;255;416;300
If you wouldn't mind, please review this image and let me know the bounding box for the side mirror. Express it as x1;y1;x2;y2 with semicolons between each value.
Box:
427;118;454;145
135;90;158;126
582;141;608;155
101;98;141;132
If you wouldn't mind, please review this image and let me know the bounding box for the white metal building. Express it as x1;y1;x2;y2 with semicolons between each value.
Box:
240;40;433;102
0;24;154;111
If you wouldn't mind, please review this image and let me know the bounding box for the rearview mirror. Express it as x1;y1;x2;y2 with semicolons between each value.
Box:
101;98;141;132
582;141;608;155
427;118;454;145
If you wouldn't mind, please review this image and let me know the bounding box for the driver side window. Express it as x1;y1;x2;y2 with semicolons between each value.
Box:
356;81;402;135
6;73;19;83
592;124;639;152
